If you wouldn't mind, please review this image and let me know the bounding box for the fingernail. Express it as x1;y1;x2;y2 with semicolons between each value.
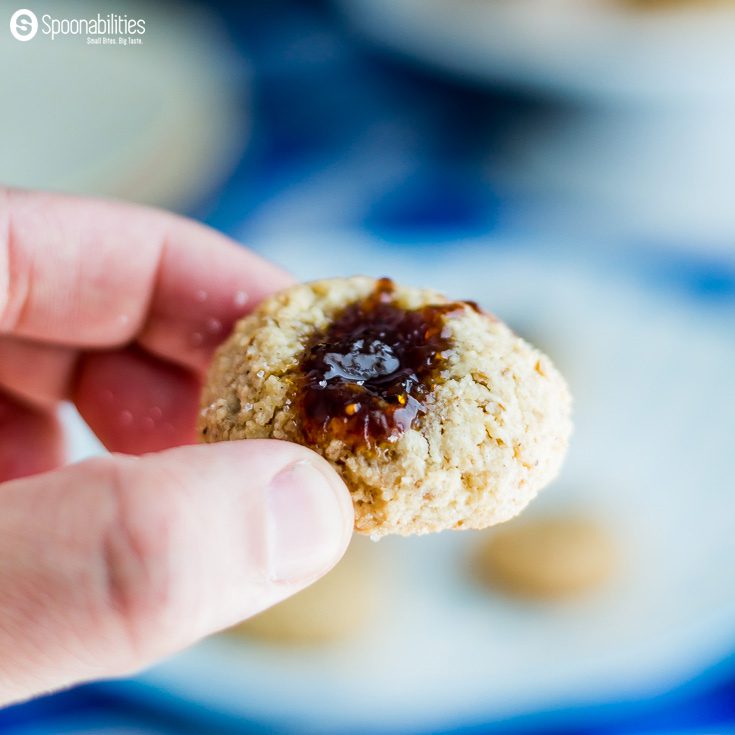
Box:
266;460;349;582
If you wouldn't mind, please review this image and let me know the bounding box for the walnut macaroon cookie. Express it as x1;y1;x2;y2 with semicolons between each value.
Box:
198;276;572;538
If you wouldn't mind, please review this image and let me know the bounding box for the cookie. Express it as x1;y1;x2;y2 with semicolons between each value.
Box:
230;537;377;645
473;514;617;599
199;276;572;538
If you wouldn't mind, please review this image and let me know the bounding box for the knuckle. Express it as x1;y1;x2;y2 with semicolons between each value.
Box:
97;458;191;666
0;189;33;334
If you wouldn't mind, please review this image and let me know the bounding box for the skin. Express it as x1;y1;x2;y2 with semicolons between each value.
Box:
0;189;354;706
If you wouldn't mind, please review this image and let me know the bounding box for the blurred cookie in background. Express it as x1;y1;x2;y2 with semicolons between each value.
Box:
621;0;735;9
230;537;379;646
472;512;618;600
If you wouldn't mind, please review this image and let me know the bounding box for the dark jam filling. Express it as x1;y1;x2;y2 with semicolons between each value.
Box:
297;278;475;450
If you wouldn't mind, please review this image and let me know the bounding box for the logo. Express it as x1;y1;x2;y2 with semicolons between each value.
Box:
8;9;145;45
9;8;38;41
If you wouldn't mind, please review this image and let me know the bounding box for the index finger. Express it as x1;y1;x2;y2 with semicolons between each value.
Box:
0;189;293;372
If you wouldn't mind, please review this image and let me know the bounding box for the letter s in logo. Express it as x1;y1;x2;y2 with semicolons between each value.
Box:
9;8;38;41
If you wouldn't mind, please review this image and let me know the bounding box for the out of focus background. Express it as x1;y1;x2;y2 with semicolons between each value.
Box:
2;0;735;733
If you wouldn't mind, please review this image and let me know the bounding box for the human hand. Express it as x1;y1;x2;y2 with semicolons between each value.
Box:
0;189;353;706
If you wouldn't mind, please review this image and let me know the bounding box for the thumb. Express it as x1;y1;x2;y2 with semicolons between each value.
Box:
0;440;353;706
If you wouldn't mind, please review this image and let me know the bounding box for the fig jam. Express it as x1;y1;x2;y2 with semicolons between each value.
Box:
297;278;473;450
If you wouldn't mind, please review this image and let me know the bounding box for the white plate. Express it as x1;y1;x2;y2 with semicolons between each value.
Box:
76;235;735;732
335;0;735;102
490;106;735;249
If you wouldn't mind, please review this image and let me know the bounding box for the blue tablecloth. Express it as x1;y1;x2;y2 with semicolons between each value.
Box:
2;1;734;732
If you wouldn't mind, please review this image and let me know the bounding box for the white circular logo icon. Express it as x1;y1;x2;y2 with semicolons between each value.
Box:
9;8;38;41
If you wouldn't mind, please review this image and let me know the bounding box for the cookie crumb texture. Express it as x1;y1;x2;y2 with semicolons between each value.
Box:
199;276;572;538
